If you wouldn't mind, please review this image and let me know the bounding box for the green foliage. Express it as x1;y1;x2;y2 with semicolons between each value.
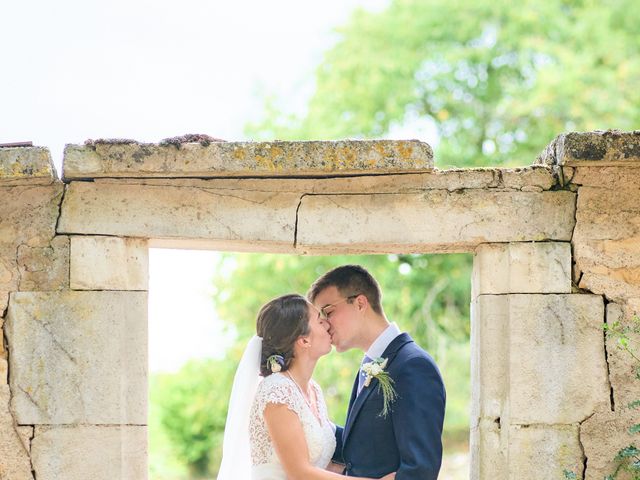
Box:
247;0;640;168
149;374;190;479
152;358;237;478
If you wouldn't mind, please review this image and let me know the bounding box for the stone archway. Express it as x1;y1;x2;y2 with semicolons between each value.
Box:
1;131;638;479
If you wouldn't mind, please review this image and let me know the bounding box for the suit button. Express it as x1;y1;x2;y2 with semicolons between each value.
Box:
346;462;353;469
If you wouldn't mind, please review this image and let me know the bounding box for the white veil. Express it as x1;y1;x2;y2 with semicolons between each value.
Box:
217;335;263;480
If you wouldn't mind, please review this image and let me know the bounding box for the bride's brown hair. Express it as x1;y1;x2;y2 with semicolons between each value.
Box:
256;293;310;377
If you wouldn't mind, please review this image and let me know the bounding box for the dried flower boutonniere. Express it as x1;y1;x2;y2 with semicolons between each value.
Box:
362;357;397;417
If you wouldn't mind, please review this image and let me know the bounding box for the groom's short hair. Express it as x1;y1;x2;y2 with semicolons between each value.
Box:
308;264;383;315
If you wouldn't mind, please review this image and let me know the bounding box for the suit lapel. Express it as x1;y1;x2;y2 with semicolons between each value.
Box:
342;333;413;444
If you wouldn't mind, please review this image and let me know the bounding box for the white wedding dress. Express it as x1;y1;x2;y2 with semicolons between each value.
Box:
248;372;337;480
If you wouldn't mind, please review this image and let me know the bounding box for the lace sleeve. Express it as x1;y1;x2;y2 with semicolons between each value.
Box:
254;373;304;418
249;373;306;465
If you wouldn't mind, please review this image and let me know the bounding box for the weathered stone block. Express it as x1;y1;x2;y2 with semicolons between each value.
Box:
0;291;7;314
297;190;575;254
0;358;7;384
1;292;7;369
470;419;507;480
58;181;299;251
0;324;4;366
538;130;640;166
0;254;17;292
606;303;640;409
0;185;63;248
17;235;69;291
5;291;147;424
472;242;571;297
32;425;146;480
572;166;640;189
582;408;640;480
501;167;555;190
71;236;148;290
63;139;433;179
0;184;64;291
0;386;33;480
471;295;508;421
508;425;583;479
0;146;56;185
93;166;552;196
574;186;640;302
509;294;609;424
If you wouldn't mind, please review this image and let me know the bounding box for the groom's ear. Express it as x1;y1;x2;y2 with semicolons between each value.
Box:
355;294;368;312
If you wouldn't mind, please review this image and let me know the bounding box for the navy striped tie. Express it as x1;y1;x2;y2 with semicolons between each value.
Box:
357;355;373;395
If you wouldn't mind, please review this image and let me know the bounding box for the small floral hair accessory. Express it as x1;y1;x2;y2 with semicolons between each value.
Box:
267;354;285;373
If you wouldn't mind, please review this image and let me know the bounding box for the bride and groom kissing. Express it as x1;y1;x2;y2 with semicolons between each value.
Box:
217;265;446;480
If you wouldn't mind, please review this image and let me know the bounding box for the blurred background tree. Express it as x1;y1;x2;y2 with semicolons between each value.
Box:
150;0;640;478
247;0;640;168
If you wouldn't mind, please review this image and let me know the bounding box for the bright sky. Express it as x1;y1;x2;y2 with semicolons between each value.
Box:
1;0;388;169
2;0;402;373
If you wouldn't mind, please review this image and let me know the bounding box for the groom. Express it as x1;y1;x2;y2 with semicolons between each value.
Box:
309;265;446;479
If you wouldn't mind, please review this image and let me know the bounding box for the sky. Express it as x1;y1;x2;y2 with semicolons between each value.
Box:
1;0;388;171
1;0;395;373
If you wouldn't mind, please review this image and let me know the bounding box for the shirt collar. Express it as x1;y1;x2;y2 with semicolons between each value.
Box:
365;322;401;360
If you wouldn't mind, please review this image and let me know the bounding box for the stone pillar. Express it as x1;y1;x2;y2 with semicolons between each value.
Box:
4;286;149;479
1;147;60;480
539;130;640;479
471;242;609;479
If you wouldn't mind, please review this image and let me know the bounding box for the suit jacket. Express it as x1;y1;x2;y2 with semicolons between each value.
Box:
333;333;446;479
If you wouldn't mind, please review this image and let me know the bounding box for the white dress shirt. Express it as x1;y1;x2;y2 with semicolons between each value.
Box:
364;322;402;361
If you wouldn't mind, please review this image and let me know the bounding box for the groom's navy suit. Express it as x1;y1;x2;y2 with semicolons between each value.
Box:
333;333;445;479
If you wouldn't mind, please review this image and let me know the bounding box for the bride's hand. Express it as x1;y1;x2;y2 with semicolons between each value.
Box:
379;473;395;480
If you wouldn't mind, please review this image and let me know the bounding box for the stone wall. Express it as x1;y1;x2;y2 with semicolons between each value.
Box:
0;132;638;479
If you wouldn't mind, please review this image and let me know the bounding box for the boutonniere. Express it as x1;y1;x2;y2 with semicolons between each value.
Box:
362;357;397;417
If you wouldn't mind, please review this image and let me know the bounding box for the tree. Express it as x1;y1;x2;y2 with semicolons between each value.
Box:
247;0;640;168
152;358;237;477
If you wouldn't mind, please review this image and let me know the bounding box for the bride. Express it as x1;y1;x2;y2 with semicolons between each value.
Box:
218;293;395;480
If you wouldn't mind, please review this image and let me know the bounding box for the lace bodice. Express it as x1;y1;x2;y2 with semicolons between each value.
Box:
249;373;336;474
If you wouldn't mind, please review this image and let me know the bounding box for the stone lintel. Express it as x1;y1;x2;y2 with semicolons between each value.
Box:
62;139;434;179
58;182;299;250
0;147;57;185
538;130;640;167
297;190;575;254
88;165;556;193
